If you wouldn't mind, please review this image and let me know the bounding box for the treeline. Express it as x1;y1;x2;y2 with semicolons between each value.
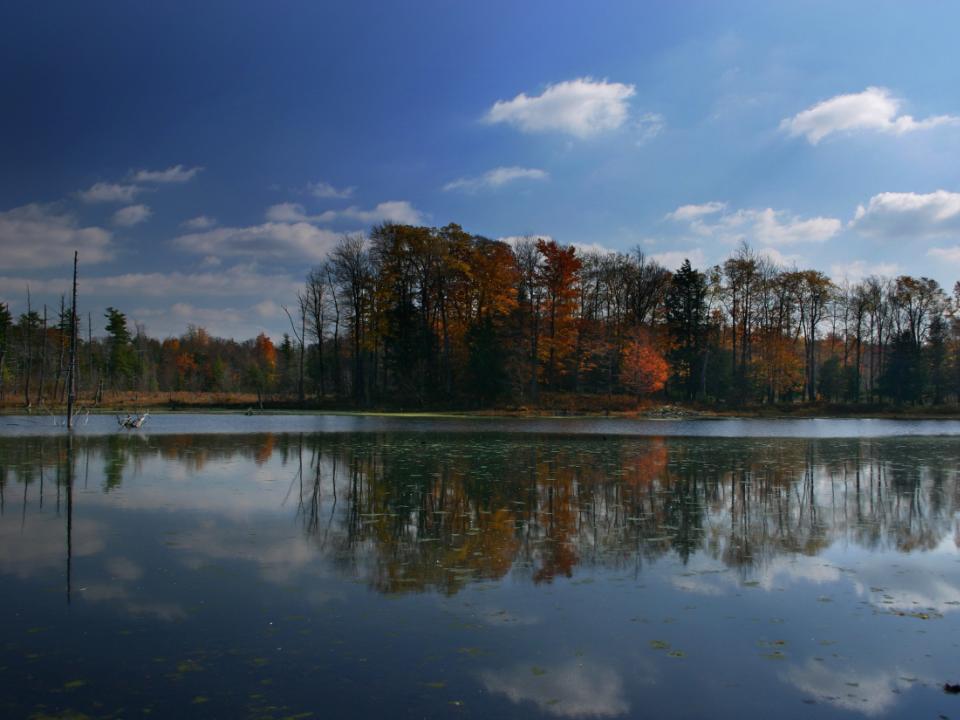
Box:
2;222;959;408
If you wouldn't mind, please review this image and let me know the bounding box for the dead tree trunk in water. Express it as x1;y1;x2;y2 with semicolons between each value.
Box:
36;305;47;406
66;252;78;430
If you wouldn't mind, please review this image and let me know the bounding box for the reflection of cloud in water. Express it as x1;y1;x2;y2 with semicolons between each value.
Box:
480;659;631;718
850;535;960;614
106;556;143;581
174;520;334;588
0;515;104;577
782;660;920;716
80;582;188;622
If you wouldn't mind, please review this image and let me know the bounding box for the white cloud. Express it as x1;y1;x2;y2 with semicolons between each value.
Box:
338;200;423;225
265;200;424;226
668;203;841;246
112;204;152;227
132;164;203;183
650;248;707;270
830;259;899;282
443;166;549;193
572;242;617;256
851;190;960;238
781;87;960;144
665;202;727;222
78;182;141;204
497;234;553;249
182;215;217;230
485;77;636;138
635;112;665;145
0;203;112;269
174;222;340;262
306;180;354;199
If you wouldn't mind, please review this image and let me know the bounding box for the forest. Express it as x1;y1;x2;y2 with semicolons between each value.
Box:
1;222;958;411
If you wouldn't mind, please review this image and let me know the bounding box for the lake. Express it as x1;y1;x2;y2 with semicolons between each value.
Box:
1;414;959;719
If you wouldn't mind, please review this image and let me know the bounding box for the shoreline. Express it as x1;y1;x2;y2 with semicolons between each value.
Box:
4;399;960;421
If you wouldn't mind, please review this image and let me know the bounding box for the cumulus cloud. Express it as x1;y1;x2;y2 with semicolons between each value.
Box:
132;164;203;183
174;222;340;262
78;182;142;203
0;203;112;269
851;190;960;238
112;204;152;227
781;87;960;144
182;215;217;230
264;200;424;226
667;202;841;246
443;166;549;193
485;77;636;137
306;180;355;199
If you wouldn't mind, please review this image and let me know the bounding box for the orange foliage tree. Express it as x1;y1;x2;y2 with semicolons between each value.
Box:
620;336;669;397
537;239;582;388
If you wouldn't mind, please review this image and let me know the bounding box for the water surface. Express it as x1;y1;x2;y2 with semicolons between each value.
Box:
2;424;959;718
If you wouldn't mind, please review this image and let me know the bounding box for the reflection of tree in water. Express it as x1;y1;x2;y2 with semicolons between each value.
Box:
1;433;958;594
286;435;960;593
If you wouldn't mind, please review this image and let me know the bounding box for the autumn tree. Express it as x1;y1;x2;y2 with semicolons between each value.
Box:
620;335;669;397
247;332;277;408
536;239;582;389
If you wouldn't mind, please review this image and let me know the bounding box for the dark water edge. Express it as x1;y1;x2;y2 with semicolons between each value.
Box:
1;429;959;719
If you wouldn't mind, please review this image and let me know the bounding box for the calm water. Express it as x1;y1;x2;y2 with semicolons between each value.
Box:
2;418;959;719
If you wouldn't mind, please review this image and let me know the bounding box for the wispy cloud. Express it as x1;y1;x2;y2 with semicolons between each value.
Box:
174;222;340;262
112;204;152;227
182;215;217;230
78;182;142;204
0;264;300;299
132;164;203;183
664;202;727;222
306;180;355;199
443;166;548;193
635;112;665;145
485;77;636;138
830;259;899;282
264;200;423;226
781;87;960;144
667;202;841;245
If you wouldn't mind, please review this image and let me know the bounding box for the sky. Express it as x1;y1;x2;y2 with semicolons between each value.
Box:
2;0;960;340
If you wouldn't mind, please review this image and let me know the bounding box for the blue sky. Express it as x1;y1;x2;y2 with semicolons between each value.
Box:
2;0;960;339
